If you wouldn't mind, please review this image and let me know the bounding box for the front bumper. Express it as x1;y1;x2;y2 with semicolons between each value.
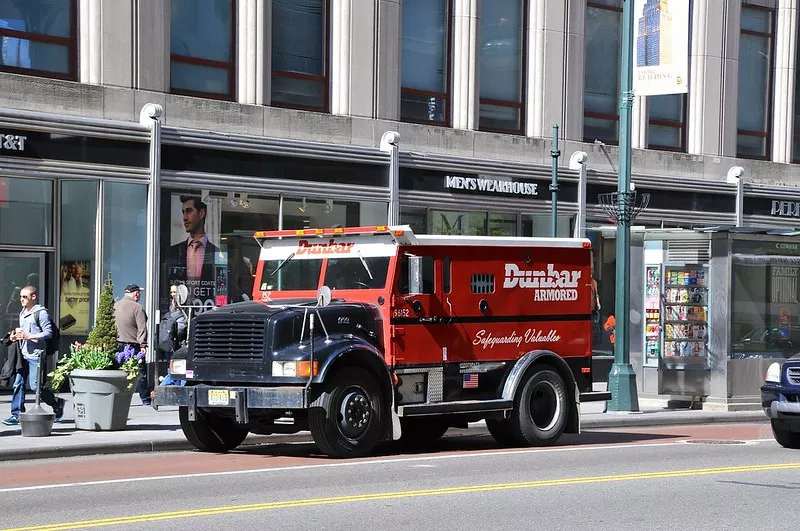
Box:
761;383;800;423
155;385;310;423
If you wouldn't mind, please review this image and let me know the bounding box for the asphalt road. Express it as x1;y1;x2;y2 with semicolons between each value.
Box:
2;422;797;531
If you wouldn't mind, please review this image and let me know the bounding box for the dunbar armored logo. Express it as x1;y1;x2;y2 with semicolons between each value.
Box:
503;263;581;301
296;239;355;255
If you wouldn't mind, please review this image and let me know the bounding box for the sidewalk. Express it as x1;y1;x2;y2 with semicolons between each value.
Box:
0;392;769;462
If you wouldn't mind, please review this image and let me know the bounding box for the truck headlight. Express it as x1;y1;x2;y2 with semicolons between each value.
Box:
272;361;318;377
170;359;186;375
765;362;781;383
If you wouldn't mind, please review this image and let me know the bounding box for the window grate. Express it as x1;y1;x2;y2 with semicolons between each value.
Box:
471;273;495;294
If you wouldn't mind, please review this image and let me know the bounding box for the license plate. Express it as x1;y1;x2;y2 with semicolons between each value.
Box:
208;390;230;406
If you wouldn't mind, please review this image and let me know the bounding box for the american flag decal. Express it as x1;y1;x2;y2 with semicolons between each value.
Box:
463;373;479;389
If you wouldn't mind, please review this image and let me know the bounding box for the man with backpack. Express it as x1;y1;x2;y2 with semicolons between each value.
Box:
3;285;65;426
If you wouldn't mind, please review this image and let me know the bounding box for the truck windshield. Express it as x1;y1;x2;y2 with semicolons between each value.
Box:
261;259;322;291
325;257;390;290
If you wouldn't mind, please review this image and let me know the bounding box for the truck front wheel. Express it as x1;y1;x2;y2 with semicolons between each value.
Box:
771;420;800;449
179;406;249;453
511;368;568;446
309;367;384;458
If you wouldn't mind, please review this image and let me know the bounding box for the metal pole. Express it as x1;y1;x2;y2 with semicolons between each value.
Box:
550;124;560;237
607;0;639;412
380;131;401;225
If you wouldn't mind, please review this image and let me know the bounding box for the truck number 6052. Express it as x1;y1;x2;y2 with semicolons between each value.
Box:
392;308;410;318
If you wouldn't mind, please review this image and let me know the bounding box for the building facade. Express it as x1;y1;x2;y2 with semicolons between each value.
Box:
0;0;799;408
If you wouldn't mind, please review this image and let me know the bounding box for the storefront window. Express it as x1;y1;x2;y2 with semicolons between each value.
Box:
103;182;146;302
160;190;386;311
731;254;800;359
59;181;97;344
522;214;572;237
0;177;52;246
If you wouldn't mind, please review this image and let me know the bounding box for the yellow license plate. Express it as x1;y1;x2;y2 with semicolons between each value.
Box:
208;390;230;406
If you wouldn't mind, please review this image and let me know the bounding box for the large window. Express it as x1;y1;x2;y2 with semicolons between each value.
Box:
401;0;452;125
737;5;775;160
648;94;686;151
170;0;235;99
103;182;146;302
0;0;76;80
479;0;526;134
271;0;329;111
0;177;52;246
583;0;622;144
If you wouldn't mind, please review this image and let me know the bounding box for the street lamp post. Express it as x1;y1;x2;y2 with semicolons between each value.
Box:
607;0;639;412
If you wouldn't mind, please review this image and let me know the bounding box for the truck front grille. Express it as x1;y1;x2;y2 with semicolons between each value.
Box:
193;320;266;362
787;367;800;386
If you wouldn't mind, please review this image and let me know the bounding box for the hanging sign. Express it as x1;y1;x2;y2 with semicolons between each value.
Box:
632;0;690;96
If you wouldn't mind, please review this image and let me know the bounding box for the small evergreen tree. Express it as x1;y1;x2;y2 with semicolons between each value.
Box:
86;274;118;359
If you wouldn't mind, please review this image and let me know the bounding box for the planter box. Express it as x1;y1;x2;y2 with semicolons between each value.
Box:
69;369;133;431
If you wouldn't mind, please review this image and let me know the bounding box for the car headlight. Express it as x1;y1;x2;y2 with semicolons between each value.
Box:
170;359;186;375
765;362;781;383
272;360;318;377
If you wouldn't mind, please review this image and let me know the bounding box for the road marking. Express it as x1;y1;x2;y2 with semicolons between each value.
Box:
5;462;800;531
0;438;777;494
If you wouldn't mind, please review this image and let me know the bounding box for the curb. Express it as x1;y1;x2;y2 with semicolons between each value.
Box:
0;413;770;462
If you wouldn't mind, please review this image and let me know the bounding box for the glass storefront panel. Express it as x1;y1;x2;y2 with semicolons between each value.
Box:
59;181;97;344
160;189;387;312
0;177;53;246
731;259;800;359
103;182;147;302
522;214;572;237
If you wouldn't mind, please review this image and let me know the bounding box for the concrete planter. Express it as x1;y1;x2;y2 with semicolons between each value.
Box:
69;369;133;431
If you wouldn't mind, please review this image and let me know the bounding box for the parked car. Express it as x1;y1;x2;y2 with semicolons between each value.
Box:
761;354;800;449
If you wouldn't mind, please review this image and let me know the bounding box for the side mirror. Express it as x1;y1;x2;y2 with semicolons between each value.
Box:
408;256;423;295
317;286;332;307
175;284;189;306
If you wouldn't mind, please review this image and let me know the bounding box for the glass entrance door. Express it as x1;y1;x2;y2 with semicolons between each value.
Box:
0;252;46;386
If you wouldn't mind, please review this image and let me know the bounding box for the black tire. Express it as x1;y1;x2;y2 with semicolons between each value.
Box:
771;420;800;449
399;418;449;446
486;418;519;447
309;367;385;458
510;368;568;446
179;406;249;453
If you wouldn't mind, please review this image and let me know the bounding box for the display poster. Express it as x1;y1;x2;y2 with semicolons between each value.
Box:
633;0;690;96
59;260;91;335
165;194;228;314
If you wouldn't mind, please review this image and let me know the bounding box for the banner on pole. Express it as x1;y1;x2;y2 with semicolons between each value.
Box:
633;0;690;96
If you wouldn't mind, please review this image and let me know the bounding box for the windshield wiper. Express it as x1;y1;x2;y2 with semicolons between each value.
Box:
356;250;374;280
271;252;295;277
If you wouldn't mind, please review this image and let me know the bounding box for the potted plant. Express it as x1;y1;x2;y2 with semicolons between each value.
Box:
48;276;140;431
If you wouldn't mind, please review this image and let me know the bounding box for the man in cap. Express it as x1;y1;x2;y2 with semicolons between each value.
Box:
115;284;150;405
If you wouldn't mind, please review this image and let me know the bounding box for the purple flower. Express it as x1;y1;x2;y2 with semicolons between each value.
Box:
135;351;145;362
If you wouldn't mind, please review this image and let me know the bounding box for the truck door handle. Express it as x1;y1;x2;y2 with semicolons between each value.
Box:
419;317;438;323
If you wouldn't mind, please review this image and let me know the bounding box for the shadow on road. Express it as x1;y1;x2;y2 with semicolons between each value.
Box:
234;429;684;460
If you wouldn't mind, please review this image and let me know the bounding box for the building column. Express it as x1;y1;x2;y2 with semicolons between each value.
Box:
134;0;170;92
772;0;798;163
79;0;101;84
375;0;401;120
687;0;740;157
238;0;271;105
451;0;479;130
330;0;376;117
631;96;647;149
560;0;585;142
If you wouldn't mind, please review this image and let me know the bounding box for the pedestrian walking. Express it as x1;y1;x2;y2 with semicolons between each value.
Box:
158;284;187;387
2;285;65;426
114;284;151;405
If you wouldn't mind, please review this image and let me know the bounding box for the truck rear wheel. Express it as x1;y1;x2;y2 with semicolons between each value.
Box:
486;418;518;447
179;406;249;453
309;367;384;458
510;368;568;446
771;420;800;449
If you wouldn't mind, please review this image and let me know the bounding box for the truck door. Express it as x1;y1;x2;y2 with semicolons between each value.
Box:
390;251;450;367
